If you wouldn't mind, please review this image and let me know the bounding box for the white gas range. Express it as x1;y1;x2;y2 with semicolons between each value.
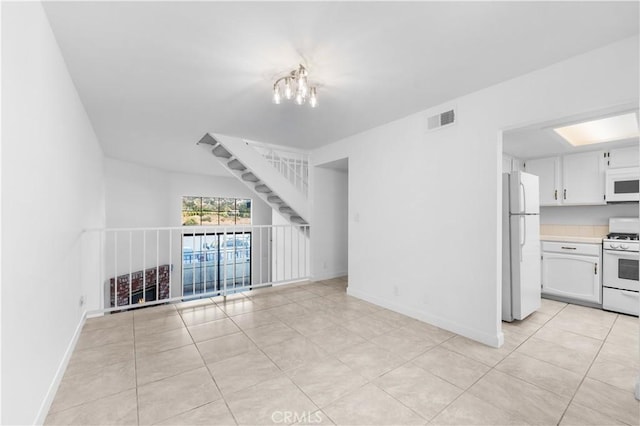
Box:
602;218;639;316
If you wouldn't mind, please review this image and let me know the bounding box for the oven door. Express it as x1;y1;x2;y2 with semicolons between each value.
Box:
603;249;639;291
605;168;640;202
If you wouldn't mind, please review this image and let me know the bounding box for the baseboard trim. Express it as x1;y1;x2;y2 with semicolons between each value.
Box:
347;288;504;348
310;271;348;281
34;311;87;425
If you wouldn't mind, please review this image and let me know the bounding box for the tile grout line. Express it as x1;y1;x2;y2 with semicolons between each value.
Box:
227;283;356;424
283;285;451;424
276;285;378;425
233;291;342;422
421;301;569;424
179;298;241;426
555;312;621;426
45;317;139;419
132;312;141;426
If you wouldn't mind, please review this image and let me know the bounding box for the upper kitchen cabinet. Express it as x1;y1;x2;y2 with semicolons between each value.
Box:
524;157;560;206
608;146;639;168
562;151;606;205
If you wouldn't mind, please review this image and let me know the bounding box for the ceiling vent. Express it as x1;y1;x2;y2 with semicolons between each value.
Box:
426;108;456;132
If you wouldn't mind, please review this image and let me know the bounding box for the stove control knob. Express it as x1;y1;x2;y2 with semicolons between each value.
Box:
620;244;629;250
610;243;620;249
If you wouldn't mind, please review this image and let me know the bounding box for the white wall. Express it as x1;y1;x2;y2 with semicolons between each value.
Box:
1;3;105;424
105;158;171;228
311;165;348;280
541;204;639;225
311;36;639;347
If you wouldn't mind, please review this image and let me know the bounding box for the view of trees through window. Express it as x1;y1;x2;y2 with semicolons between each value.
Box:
182;196;251;226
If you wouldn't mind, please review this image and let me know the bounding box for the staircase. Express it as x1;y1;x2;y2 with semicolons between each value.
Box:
197;133;309;225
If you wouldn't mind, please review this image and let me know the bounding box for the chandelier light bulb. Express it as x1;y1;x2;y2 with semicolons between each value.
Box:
284;77;293;100
309;87;318;108
272;86;281;104
298;76;308;97
295;90;304;105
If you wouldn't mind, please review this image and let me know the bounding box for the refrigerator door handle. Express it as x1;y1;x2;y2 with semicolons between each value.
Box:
520;216;526;261
520;182;527;214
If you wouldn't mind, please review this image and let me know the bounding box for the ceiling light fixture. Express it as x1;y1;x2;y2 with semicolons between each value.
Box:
553;112;639;146
272;64;318;108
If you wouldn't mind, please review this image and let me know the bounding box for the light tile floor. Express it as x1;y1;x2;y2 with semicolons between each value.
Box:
45;277;640;425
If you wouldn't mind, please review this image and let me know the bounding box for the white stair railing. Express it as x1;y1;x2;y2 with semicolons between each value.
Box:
83;224;310;314
245;141;309;197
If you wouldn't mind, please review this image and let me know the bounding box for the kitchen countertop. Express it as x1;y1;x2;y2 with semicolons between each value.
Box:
540;235;604;244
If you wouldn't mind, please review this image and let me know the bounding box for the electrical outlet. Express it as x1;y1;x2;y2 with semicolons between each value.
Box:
79;296;85;307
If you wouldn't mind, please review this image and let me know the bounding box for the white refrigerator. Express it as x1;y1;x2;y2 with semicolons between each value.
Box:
502;171;541;322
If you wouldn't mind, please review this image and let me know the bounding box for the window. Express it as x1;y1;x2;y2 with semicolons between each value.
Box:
182;196;251;226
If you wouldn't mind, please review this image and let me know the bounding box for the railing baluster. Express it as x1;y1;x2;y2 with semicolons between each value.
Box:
169;230;173;300
297;226;301;279
258;227;262;285
114;232;118;309
232;229;236;290
192;230;195;296
100;230;105;311
290;225;293;281
204;228;207;296
142;230;146;304
221;228;226;296
242;227;246;289
156;229;159;303
129;231;133;306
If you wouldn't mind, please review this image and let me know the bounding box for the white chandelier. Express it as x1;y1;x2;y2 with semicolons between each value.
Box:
272;64;318;108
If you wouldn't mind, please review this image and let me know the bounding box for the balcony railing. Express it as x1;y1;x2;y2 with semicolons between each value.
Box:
83;224;310;314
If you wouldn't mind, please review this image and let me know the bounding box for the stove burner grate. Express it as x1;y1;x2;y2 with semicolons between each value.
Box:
606;232;639;241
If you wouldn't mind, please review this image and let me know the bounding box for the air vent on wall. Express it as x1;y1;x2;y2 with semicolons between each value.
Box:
426;108;456;132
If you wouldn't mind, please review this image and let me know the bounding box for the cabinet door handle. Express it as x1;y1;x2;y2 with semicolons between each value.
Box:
563;189;567;200
594;263;598;275
554;190;558;200
561;246;577;250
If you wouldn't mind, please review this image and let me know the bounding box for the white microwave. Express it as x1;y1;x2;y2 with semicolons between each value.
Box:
606;167;640;202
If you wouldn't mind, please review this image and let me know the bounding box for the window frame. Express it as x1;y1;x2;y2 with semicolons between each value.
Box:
181;196;252;226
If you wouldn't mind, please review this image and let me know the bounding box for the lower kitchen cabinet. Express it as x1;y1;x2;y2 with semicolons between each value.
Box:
541;241;601;304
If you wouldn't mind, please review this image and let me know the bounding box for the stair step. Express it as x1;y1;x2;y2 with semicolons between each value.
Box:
290;215;307;224
198;133;218;146
279;206;295;214
255;184;272;194
241;172;259;183
213;145;232;159
267;195;283;204
228;159;246;171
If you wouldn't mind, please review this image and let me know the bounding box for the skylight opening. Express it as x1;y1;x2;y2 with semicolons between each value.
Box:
553;112;639;146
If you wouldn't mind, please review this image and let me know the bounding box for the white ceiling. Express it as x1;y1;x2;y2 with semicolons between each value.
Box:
503;108;640;159
42;1;639;176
